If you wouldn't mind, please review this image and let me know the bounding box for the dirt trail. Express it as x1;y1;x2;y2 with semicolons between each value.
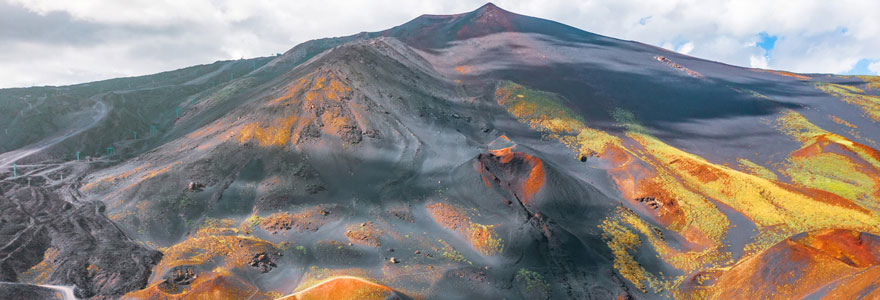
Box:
38;284;77;300
183;61;236;85
0;100;107;170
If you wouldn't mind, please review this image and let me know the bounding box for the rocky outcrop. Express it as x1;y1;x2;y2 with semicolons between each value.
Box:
1;188;162;299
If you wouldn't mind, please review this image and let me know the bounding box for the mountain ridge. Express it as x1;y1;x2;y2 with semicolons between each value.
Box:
2;3;880;300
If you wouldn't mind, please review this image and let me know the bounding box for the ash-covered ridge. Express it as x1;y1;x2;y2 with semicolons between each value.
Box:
2;3;880;300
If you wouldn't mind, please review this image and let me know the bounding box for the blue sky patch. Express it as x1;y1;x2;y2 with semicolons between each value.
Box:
844;58;878;75
756;32;777;52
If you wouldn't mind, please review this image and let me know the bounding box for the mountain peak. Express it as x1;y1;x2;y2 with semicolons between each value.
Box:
474;2;506;14
379;2;590;49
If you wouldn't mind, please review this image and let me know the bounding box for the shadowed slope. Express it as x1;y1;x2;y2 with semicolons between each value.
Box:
5;3;880;300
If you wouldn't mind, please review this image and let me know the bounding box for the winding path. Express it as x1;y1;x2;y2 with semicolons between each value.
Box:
0;100;107;171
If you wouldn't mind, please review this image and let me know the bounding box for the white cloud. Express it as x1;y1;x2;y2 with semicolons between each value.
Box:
749;55;768;69
529;0;879;74
869;61;880;75
677;42;694;55
1;0;879;88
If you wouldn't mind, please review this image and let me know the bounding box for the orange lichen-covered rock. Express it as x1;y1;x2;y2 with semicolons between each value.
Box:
260;206;335;234
477;137;545;205
654;56;704;79
345;222;382;247
236;70;365;147
425;202;503;255
816;264;880;299
797;229;880;268
277;276;402;300
702;229;880;300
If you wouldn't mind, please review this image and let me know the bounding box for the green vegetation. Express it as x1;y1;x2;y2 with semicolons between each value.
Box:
242;214;263;233
737;158;778;181
495;81;584;134
785;154;876;206
440;244;468;264
611;108;649;134
516;268;550;294
495;81;621;158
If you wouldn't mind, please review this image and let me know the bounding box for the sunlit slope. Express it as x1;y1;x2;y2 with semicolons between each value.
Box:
7;3;880;300
494;80;880;298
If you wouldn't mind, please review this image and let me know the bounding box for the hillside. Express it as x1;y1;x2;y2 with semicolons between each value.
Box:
2;3;880;299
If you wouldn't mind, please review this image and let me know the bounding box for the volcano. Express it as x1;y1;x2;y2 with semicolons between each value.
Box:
2;3;880;299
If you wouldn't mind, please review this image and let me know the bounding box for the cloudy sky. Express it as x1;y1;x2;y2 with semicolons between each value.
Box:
2;0;879;88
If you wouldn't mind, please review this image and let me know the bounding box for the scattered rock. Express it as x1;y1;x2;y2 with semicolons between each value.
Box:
187;181;205;192
158;266;197;294
248;252;277;273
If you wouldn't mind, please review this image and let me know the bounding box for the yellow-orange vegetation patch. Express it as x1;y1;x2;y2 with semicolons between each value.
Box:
618;207;731;274
776;110;880;210
118;163;179;192
454;65;474;75
736;158;778;181
629;131;880;252
602;134;730;248
496;82;880;298
828;114;878;146
153;223;278;281
599;208;672;293
425;202;503;256
279;276;397;300
750;68;811;80
304;73;352;103
495;81;621;158
267;78;308;106
856;75;880;90
496;82;734;297
830;115;858;128
497;82;728;251
239;71;355;147
608;108;880;296
237;114;299;147
185;119;234;141
797;229;880;267
777;110;880;167
18;247;59;285
616;156;726;248
320;109;354;136
816;82;880;122
81;164;150;192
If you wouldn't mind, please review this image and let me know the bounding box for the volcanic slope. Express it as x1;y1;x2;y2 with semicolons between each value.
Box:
2;3;880;300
